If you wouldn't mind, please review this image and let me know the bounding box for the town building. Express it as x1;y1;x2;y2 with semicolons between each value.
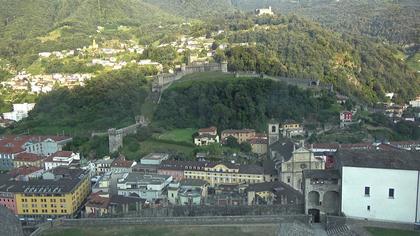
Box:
110;156;136;173
2;103;35;122
0;135;72;170
249;136;268;155
303;169;341;223
280;120;305;138
140;153;169;165
116;173;172;202
221;129;256;144
159;161;269;187
409;96;420;108
85;192;110;217
340;111;354;128
158;160;205;181
194;127;220;146
44;151;80;170
255;6;274;16
280;144;325;192
168;179;209;205
0;175;18;214
9;166;44;181
335;150;420;223
184;162;266;187
13;153;45;169
94;156;114;174
246;181;302;206
13;167;90;219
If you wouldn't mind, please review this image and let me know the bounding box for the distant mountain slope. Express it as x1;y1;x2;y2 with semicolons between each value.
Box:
213;15;419;102
0;0;176;40
144;0;235;18
232;0;420;45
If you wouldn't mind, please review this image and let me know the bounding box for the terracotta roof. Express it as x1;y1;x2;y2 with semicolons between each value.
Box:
199;127;217;133
14;153;44;162
249;138;268;144
0;135;72;154
111;157;135;168
86;192;110;209
222;129;255;134
51;151;74;158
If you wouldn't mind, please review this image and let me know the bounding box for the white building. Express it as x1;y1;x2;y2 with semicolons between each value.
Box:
116;173;172;201
336;150;420;223
44;151;80;170
194;127;219;146
409;96;420;108
140;153;169;165
255;6;274;16
3;103;35;122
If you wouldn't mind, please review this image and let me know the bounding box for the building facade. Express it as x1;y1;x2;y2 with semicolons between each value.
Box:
194;127;220;146
280;146;325;192
336;150;420;223
13;167;90;219
221;129;256;144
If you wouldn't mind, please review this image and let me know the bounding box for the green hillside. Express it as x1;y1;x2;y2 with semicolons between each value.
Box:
211;14;419;102
144;0;235;18
155;75;340;131
0;0;178;67
232;0;420;45
10;68;150;135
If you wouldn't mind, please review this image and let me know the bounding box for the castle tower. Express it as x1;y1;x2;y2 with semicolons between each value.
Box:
268;119;280;146
108;128;123;153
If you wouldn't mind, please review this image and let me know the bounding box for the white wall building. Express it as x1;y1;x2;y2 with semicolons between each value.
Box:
3;103;35;122
44;151;79;170
140;153;169;165
336;150;420;223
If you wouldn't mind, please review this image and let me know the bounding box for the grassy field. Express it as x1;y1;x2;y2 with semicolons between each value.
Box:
139;139;195;157
156;128;197;143
366;227;420;236
42;225;278;236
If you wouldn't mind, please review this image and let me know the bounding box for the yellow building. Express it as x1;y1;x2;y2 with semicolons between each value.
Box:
13;153;45;169
221;129;256;144
184;163;267;187
14;167;90;219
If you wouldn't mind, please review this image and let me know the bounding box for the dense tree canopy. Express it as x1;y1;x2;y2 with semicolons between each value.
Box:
10;68;150;135
155;76;339;131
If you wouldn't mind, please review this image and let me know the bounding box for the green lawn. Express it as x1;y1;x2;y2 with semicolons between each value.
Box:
42;225;277;236
156;128;197;143
366;227;420;236
139;139;195;157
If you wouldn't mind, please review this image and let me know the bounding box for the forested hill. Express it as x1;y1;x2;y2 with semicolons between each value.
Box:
232;0;420;45
143;0;235;18
155;76;339;131
9;68;150;135
211;15;419;102
0;0;175;40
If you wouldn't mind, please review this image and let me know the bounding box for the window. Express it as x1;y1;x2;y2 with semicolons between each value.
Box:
389;188;394;198
367;205;370;211
287;177;291;183
271;126;276;133
364;187;370;196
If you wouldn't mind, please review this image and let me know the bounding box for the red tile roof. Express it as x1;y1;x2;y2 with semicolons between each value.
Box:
14;153;44;162
111;156;135;168
199;127;217;133
51;151;74;158
0;135;72;154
